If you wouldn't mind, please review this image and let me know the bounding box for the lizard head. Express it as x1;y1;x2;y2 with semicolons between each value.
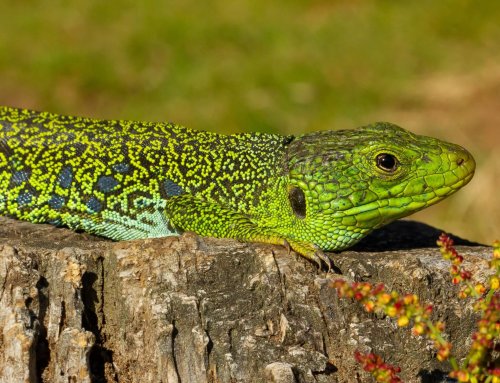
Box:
277;122;475;251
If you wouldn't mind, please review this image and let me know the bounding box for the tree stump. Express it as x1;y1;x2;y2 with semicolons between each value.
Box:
0;216;491;383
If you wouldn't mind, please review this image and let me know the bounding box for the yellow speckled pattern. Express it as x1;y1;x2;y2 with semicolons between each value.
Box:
0;106;289;240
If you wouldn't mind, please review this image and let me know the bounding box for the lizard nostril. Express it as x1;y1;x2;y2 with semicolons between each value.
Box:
457;158;464;166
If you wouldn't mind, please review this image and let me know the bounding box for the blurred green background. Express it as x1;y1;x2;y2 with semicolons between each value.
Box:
0;0;498;245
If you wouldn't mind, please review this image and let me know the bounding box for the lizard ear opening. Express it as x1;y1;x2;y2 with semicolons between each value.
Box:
289;186;306;219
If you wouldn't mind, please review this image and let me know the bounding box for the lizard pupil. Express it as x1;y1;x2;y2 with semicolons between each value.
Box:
376;153;398;172
289;186;306;219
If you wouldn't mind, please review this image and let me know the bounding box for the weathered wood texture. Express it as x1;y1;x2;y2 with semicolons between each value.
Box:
0;217;491;383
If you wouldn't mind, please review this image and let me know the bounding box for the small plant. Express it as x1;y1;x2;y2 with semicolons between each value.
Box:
353;351;402;383
332;235;500;383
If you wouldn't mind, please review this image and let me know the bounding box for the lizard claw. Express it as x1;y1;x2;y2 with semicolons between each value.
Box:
314;248;332;272
286;240;332;271
283;239;292;255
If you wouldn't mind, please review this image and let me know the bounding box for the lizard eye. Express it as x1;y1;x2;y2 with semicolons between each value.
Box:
376;153;398;172
289;186;306;219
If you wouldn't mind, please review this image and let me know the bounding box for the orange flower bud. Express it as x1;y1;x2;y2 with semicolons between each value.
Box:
397;316;409;327
378;293;392;305
455;370;469;382
474;284;486;295
364;301;375;312
491;276;499;290
412;323;425;335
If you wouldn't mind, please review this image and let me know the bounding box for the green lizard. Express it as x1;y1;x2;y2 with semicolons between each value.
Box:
0;106;475;266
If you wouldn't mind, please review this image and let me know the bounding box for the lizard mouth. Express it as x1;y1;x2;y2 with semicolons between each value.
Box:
398;149;475;205
337;151;475;224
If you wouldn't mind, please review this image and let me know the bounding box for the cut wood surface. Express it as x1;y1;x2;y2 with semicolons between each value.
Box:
0;217;490;383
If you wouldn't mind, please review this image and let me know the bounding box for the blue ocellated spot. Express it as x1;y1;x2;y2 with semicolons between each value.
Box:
163;179;183;197
48;218;63;226
112;162;130;173
17;191;32;206
11;170;30;185
97;176;119;193
58;167;73;189
49;195;65;209
86;196;102;213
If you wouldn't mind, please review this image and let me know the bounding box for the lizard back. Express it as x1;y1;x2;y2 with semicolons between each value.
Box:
0;107;289;240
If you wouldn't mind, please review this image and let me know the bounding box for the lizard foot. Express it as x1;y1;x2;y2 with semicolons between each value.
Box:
287;240;332;271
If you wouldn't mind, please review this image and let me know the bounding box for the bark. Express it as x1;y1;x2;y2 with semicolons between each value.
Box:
0;216;492;383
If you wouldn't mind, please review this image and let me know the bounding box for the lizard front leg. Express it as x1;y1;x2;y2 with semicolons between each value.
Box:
164;194;331;268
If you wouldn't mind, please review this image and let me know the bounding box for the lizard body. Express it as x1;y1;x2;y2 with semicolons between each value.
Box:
0;106;475;266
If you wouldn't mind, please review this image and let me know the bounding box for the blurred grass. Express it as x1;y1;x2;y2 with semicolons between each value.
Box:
0;0;498;244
